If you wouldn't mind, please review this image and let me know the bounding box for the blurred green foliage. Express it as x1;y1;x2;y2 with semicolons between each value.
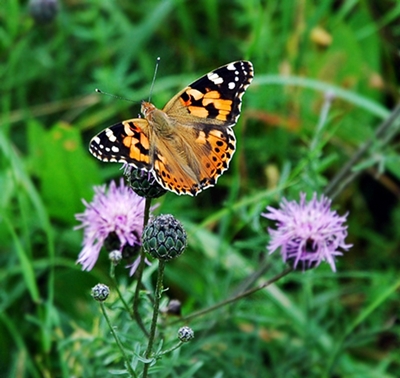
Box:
1;0;400;376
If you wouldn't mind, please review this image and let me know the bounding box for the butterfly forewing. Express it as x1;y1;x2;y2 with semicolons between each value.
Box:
89;119;152;170
164;61;254;126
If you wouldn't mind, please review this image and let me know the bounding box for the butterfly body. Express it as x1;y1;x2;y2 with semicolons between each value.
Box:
90;61;254;196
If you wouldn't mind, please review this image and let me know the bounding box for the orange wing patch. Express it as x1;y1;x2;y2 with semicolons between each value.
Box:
179;87;234;122
187;106;210;118
196;127;236;180
153;149;200;196
179;88;203;106
121;120;151;165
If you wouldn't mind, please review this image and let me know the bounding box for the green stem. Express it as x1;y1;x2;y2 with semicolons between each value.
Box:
323;277;400;377
170;266;293;325
132;251;149;337
157;341;183;356
112;275;133;318
143;197;152;227
310;91;334;153
133;197;152;337
324;103;400;199
142;260;166;378
100;302;137;378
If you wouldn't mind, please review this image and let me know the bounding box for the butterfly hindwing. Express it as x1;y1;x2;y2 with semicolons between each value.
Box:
151;122;237;195
89;119;152;170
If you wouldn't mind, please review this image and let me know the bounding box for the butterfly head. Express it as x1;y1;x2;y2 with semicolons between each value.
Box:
141;101;156;118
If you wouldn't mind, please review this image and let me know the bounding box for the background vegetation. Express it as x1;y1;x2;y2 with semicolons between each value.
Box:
1;0;400;376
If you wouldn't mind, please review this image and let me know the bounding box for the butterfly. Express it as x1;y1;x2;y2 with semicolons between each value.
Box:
89;61;254;196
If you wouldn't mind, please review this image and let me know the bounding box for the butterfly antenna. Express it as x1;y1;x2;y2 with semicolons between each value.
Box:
95;88;138;104
148;56;161;102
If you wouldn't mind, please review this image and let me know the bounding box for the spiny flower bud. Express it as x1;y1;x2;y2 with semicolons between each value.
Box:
124;165;166;198
91;284;109;301
108;250;122;266
142;214;187;261
178;326;194;342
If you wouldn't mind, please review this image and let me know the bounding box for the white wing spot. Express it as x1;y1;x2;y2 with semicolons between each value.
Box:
111;146;119;153
228;82;235;90
105;128;117;142
105;147;110;152
208;72;224;85
93;136;101;144
226;63;236;71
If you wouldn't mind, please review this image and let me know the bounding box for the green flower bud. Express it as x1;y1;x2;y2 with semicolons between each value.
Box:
125;166;166;199
143;214;187;261
178;326;194;342
91;283;109;301
108;250;122;266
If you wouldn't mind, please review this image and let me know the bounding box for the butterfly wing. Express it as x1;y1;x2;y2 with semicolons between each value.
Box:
163;61;254;126
88;61;254;196
153;61;253;195
151;123;236;195
89;119;152;170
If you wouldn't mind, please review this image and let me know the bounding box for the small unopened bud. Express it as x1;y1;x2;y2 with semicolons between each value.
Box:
91;283;109;301
109;250;122;266
178;326;194;342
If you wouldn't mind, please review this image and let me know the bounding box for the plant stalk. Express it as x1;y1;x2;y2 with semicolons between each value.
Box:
170;266;293;325
100;302;137;378
133;197;152;337
325;103;400;199
142;260;166;377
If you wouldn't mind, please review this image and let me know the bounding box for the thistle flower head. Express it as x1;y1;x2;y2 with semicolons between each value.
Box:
75;179;145;274
263;192;352;272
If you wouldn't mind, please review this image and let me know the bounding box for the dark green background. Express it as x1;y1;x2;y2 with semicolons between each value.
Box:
1;0;400;376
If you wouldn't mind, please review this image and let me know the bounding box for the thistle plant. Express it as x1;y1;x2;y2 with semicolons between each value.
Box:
73;92;400;377
76;178;353;376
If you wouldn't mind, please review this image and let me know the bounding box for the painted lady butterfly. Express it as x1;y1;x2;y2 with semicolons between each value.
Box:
89;61;254;196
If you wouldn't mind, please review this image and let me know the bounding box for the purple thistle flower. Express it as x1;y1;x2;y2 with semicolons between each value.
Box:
75;179;146;275
262;192;352;272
